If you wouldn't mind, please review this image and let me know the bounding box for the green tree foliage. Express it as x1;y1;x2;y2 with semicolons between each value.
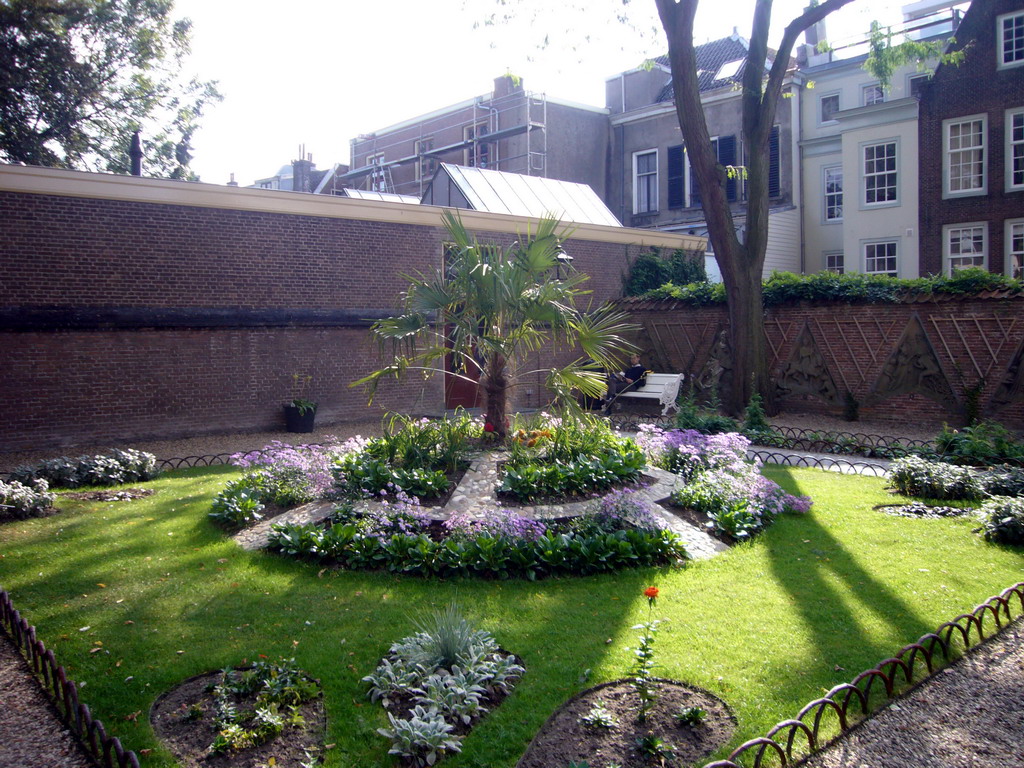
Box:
0;0;220;178
624;248;707;296
354;212;638;438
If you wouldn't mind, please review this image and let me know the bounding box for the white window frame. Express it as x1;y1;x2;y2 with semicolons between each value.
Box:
633;149;659;214
464;123;493;168
366;152;386;192
819;92;840;125
943;114;987;198
823;165;843;223
1007;219;1024;280
943;223;988;276
862;83;885;106
907;73;930;100
998;11;1024;70
863;240;899;277
415;137;435;181
1007;108;1024;192
824;251;844;274
861;139;899;208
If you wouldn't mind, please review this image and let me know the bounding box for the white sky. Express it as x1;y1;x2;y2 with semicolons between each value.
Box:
172;0;913;186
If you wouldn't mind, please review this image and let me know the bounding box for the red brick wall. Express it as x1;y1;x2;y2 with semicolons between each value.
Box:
0;190;642;451
918;0;1024;276
624;296;1024;428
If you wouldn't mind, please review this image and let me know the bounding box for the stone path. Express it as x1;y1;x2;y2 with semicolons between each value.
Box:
233;451;728;559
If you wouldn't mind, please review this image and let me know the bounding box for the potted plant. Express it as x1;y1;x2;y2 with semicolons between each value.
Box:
284;374;318;433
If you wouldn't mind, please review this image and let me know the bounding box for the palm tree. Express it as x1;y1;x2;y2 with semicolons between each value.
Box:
353;211;637;438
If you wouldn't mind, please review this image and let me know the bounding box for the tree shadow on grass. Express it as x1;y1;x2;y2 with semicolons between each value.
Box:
761;467;937;678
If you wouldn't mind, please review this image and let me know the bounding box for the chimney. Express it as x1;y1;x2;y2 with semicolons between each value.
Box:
129;130;142;176
292;144;315;192
227;173;238;187
493;73;523;99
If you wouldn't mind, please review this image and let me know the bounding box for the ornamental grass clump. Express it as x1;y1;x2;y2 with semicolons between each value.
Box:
365;603;524;767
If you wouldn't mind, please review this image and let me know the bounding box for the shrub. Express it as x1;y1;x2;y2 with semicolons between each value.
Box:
0;478;56;520
9;448;159;489
674;388;737;435
980;497;1024;545
888;456;985;501
209;479;266;529
742;392;772;436
981;465;1024;498
934;421;1024;466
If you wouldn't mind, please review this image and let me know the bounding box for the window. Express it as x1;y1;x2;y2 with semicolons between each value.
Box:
863;141;898;206
689;134;744;206
667;144;686;209
864;241;898;276
862;84;884;106
999;11;1024;69
908;73;930;100
366;152;386;192
944;115;987;196
820;93;840;124
944;224;987;275
823;166;843;222
1007;220;1024;279
633;149;658;214
825;251;844;274
464;124;492;168
1008;109;1024;191
415;138;436;181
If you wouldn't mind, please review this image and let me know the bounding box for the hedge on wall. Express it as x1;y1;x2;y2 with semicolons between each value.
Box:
638;268;1023;308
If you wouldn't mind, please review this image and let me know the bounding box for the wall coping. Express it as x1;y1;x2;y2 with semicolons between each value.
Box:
0;163;706;251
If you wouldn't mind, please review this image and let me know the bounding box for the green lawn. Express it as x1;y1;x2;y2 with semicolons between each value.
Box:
0;465;1021;767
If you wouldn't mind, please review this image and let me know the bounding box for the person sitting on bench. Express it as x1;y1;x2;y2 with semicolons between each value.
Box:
604;354;647;408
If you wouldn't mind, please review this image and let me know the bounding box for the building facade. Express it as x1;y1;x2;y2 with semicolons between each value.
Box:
918;0;1024;278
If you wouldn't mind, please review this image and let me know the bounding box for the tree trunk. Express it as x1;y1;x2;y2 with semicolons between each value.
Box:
483;353;508;439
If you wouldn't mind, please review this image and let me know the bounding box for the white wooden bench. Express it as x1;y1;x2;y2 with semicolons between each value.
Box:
615;372;684;416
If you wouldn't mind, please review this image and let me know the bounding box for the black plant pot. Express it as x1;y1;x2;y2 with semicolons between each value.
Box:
283;404;316;433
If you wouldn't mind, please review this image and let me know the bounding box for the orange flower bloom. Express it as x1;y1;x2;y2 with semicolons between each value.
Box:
644;586;659;600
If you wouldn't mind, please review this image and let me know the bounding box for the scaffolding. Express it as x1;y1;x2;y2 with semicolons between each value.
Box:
331;89;549;197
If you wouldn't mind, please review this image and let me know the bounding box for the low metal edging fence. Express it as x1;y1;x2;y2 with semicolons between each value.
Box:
699;581;1024;768
0;589;140;768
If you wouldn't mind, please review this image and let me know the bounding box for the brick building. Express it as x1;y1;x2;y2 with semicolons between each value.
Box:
918;0;1024;278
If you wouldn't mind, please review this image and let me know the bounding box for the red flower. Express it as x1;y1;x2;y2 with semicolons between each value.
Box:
644;586;659;600
484;422;495;433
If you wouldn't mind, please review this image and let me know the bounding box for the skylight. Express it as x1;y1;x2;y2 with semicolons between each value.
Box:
716;59;744;79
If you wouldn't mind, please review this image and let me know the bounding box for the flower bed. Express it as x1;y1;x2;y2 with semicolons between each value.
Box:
269;490;687;579
8;448;158;489
636;426;812;539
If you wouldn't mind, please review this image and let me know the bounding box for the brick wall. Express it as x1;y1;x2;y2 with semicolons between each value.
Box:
918;0;1024;276
623;296;1024;428
0;185;650;451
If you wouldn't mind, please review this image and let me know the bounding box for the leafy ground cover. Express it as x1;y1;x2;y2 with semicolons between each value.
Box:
0;465;1021;767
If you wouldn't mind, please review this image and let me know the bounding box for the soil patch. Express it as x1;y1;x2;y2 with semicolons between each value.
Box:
61;488;156;502
517;679;735;768
659;500;736;546
151;670;326;768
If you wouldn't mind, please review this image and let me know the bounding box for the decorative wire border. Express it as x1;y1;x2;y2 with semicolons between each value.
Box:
0;589;140;768
700;582;1024;768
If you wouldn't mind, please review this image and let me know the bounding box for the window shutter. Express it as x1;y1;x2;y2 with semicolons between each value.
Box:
719;135;737;202
768;125;781;198
667;144;685;208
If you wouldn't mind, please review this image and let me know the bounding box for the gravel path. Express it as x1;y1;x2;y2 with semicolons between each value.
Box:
800;618;1024;768
0;636;94;768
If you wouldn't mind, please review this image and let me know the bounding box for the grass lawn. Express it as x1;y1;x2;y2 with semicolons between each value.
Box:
0;464;1022;767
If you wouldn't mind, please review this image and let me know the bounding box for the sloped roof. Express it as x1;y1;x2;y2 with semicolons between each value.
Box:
432;164;621;227
341;188;421;204
655;34;774;102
